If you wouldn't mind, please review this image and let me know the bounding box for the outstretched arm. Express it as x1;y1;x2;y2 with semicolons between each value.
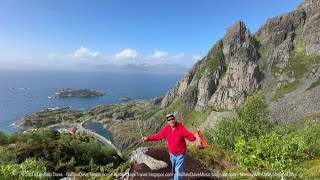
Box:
144;127;166;141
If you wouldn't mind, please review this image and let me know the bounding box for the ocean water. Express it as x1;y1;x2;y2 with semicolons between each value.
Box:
0;71;182;134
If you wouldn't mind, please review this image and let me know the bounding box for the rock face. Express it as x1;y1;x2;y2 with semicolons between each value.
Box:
161;21;261;110
160;0;320;122
256;10;306;67
209;21;261;109
297;0;320;56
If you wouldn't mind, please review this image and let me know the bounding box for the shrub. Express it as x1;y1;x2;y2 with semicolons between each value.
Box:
0;147;16;165
235;132;306;172
0;158;47;180
207;93;273;150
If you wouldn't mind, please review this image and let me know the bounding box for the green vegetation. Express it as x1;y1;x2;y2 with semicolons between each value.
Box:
0;128;126;179
188;145;245;174
165;100;213;129
74;114;93;123
0;158;47;180
19;109;85;129
91;101;161;121
297;158;320;179
307;77;320;90
195;43;227;80
206;94;273;150
201;93;320;177
271;80;300;101
258;42;269;68
294;25;304;38
261;82;277;94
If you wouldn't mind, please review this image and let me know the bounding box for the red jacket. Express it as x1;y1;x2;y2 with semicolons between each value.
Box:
147;122;196;155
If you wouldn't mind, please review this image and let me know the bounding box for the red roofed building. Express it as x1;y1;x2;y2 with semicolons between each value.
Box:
68;126;77;134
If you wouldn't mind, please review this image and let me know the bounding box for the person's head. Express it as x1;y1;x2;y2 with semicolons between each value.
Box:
166;114;176;128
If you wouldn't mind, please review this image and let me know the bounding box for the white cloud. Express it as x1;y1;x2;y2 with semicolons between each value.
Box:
0;46;198;73
73;46;101;59
173;53;185;59
48;53;57;60
192;55;201;61
151;51;168;58
115;49;138;59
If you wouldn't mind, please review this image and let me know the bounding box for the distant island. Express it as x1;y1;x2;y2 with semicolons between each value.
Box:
119;97;132;101
48;88;107;98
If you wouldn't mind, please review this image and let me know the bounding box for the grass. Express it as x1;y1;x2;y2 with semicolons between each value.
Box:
271;80;300;101
307;77;320;90
297;158;320;179
188;144;242;172
288;41;320;79
258;43;269;68
75;114;93;123
165;100;213;129
294;25;304;37
195;57;221;80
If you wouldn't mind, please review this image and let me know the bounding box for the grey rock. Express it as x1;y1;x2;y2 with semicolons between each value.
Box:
130;147;168;170
303;13;320;56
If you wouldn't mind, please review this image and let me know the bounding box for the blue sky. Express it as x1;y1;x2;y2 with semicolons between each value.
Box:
0;0;304;72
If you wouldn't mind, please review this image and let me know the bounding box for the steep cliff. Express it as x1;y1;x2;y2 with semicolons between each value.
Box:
161;21;261;111
160;0;320;122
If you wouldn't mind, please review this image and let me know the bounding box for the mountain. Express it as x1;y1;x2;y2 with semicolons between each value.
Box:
18;0;320;153
160;0;320;122
8;1;320;179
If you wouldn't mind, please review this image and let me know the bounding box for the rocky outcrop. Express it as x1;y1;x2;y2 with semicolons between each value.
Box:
162;21;261;111
130;147;168;170
297;0;320;17
256;10;306;67
298;0;320;56
209;60;260;109
208;21;261;109
303;13;320;55
161;62;200;108
195;69;218;111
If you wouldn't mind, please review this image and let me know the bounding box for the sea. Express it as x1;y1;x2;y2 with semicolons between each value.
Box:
0;71;182;134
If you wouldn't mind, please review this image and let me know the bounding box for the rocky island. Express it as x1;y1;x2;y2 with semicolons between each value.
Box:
48;88;107;98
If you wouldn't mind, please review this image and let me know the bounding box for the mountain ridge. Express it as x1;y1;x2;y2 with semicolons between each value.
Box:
160;0;320;122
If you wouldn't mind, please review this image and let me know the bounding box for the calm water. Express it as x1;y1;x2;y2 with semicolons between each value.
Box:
0;71;182;134
83;122;113;142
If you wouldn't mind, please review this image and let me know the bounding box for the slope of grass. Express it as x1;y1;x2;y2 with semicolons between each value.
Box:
271;80;300;101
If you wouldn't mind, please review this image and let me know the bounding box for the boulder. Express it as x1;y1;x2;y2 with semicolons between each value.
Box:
130;147;168;170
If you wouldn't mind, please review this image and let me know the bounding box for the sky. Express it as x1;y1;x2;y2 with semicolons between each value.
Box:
0;0;304;73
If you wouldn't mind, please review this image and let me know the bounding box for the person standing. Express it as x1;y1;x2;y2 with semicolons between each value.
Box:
142;114;197;180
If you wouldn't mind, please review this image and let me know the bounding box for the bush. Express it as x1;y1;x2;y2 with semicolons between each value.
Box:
207;94;273;150
0;147;16;165
0;132;8;145
0;158;47;180
235;132;306;172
